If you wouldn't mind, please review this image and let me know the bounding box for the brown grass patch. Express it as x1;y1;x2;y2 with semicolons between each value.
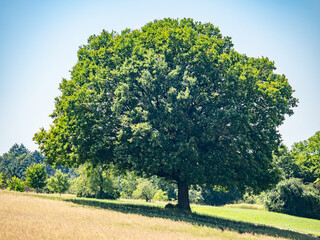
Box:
0;191;286;240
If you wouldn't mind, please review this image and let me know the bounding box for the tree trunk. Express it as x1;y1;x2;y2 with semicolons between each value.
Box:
98;185;103;199
177;181;191;211
98;171;104;199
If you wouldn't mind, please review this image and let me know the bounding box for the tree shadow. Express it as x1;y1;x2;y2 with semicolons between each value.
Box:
65;198;317;240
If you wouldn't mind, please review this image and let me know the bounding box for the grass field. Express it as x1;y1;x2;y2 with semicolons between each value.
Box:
0;191;319;240
192;205;320;237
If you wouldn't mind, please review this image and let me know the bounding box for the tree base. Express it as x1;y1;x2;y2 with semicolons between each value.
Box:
165;203;191;212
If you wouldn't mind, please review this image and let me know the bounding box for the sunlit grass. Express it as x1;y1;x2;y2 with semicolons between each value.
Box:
0;191;289;240
192;205;320;237
223;203;265;210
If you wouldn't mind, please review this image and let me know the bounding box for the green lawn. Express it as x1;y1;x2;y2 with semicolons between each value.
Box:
192;204;320;237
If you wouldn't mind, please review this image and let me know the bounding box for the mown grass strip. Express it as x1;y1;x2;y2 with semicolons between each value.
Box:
192;205;320;238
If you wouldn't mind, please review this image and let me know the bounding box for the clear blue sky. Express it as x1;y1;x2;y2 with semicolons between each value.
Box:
0;0;319;155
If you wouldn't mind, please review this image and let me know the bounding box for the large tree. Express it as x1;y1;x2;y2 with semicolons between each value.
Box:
34;18;297;210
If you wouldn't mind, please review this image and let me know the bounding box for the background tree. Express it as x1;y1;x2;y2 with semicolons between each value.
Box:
132;178;157;202
196;186;242;206
0;144;31;180
153;189;168;201
119;172;139;199
188;185;204;204
25;163;47;193
73;164;119;199
273;146;303;180
291;131;320;183
0;144;75;185
34;18;297;211
47;170;70;195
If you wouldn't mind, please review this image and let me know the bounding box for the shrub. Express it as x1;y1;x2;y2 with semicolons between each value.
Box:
264;178;320;219
153;189;168;201
202;188;243;206
0;172;3;188
6;176;24;192
132;179;157;202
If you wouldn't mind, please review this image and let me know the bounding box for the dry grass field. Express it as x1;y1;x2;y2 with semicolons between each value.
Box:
0;191;288;240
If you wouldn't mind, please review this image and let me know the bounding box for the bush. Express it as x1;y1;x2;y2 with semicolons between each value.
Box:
153;189;168;201
202;188;243;206
6;176;24;192
264;178;320;219
132;179;157;202
240;192;265;205
0;172;3;188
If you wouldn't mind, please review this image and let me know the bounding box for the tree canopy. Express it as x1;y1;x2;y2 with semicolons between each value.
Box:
47;170;70;195
0;144;32;180
292;131;320;183
34;18;297;210
25;163;47;193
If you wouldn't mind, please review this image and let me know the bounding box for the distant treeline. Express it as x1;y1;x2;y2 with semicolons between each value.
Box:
0;143;74;179
0;143;242;205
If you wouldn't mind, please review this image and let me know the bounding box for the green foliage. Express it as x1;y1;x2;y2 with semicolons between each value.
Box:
273;146;303;180
0;172;3;188
188;185;204;204
186;185;242;205
119;172;139;198
292;131;320;183
264;178;320;219
240;192;266;205
6;176;24;192
153;189;168;201
0;144;31;180
201;188;243;206
314;179;320;192
34;18;297;210
25;163;47;193
47;170;70;195
74;165;119;199
164;183;177;201
0;144;70;184
132;178;157;202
